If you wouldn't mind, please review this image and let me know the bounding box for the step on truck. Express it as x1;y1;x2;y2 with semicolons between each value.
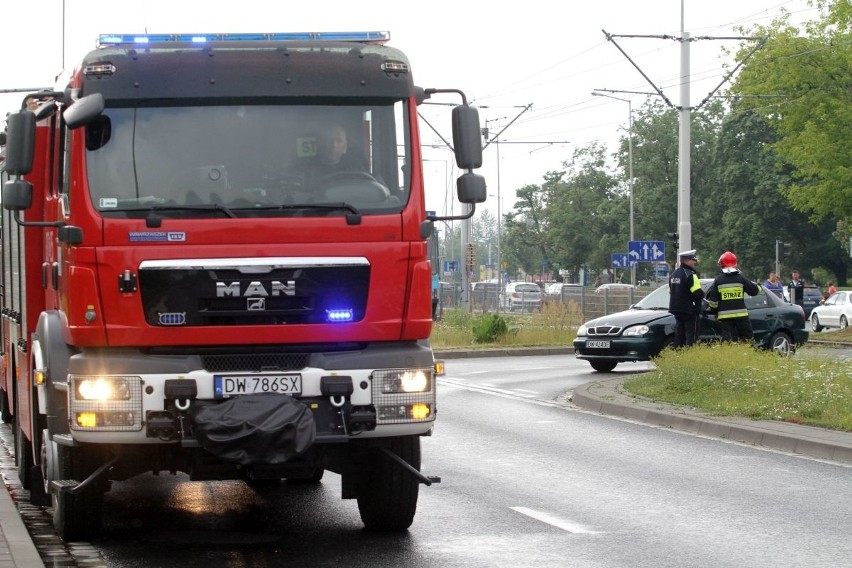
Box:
0;31;486;540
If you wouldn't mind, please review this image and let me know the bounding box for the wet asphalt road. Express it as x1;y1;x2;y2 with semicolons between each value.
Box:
5;352;851;567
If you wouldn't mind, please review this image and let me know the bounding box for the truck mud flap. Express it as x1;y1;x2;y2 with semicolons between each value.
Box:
190;394;316;465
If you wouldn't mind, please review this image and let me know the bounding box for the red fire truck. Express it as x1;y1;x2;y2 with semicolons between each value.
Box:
0;31;485;540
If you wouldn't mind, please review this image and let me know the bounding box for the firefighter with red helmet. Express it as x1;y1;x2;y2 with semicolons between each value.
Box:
705;251;760;342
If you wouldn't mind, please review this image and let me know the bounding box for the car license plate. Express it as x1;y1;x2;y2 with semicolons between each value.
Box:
586;340;611;348
214;374;302;398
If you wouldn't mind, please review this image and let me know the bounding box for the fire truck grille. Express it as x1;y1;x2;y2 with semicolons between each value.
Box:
201;353;309;373
138;262;370;326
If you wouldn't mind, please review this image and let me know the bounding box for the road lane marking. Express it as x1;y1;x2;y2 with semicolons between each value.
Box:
438;377;568;407
510;507;598;534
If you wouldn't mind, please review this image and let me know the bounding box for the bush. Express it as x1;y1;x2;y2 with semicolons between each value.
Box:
472;313;509;343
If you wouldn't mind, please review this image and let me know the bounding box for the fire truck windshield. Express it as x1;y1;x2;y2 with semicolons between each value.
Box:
85;102;409;216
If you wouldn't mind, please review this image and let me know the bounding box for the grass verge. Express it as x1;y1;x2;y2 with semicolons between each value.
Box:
623;343;852;432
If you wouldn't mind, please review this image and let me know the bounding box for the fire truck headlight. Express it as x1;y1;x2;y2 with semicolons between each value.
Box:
75;377;133;401
69;376;142;432
371;368;436;425
375;369;431;394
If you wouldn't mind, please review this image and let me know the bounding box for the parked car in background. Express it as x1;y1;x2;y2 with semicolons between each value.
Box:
801;286;823;318
500;282;543;312
783;285;823;318
470;281;499;310
546;282;584;298
810;291;851;331
574;280;809;372
595;283;635;295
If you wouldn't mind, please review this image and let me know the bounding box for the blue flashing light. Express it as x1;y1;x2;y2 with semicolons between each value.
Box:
326;309;354;323
98;31;390;47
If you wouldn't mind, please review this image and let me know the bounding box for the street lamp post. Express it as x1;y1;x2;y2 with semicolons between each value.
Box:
592;91;635;285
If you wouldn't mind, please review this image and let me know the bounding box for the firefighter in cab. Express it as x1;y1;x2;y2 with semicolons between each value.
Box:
705;251;759;342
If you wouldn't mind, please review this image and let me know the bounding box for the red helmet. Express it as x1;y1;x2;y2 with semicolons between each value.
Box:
718;251;737;269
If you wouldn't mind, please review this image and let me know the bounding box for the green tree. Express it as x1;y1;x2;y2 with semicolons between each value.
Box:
699;106;846;284
545;144;622;279
730;0;852;240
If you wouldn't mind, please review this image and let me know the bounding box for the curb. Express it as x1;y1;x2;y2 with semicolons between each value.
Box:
571;377;852;465
0;427;46;567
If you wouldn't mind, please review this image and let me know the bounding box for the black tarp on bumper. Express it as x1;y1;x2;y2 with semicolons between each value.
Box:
191;394;316;465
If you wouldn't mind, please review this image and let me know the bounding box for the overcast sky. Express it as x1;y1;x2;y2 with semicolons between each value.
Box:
0;0;816;216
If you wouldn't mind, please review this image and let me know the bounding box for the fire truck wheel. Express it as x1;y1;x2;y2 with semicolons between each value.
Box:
14;418;33;490
285;463;325;484
0;389;11;424
52;446;105;541
356;436;420;532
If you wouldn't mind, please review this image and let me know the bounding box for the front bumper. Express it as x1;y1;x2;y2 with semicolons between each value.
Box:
573;335;662;363
64;343;437;445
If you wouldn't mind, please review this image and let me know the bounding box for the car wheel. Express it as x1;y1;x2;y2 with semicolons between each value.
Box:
768;331;793;356
841;315;848;330
589;360;617;372
811;313;823;332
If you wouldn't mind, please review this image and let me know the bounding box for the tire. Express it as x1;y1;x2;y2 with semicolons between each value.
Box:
841;316;848;330
356;436;420;532
0;388;11;424
589;360;618;372
52;445;106;541
768;331;793;356
285;463;325;484
14;417;33;490
811;314;823;332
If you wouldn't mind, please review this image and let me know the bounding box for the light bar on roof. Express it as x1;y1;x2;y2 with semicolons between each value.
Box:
98;31;390;47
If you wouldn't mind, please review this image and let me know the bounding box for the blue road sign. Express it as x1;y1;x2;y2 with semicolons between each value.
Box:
628;240;666;263
611;253;630;268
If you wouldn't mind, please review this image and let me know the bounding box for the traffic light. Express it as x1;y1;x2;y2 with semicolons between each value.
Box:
776;240;791;262
667;232;679;256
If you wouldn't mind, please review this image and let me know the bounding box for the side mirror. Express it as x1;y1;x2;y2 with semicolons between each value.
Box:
452;105;483;170
2;179;34;211
63;93;105;130
4;111;36;175
457;172;487;204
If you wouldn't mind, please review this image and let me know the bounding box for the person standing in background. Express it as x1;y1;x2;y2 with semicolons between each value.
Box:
788;270;804;306
763;271;783;298
826;281;837;298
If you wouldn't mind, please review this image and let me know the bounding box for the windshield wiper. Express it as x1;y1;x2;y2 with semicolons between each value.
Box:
243;202;363;224
125;204;237;227
246;202;362;215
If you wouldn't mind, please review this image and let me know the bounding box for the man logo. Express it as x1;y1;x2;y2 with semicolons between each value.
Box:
216;280;295;297
247;298;266;311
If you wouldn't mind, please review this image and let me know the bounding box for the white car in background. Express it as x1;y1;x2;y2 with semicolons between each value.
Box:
810;291;851;331
500;282;543;312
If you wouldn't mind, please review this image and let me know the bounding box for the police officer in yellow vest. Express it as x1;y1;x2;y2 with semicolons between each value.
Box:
668;250;705;347
705;251;759;342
